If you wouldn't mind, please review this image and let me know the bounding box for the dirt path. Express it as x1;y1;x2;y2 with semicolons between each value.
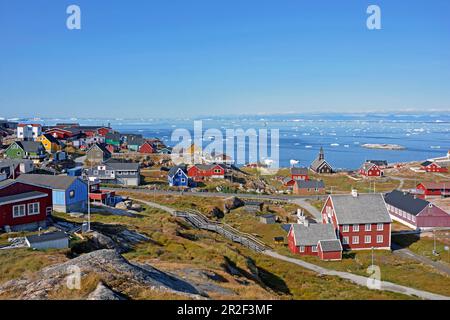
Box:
290;199;322;222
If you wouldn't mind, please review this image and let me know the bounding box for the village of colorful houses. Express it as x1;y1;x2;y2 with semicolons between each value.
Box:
0;121;450;261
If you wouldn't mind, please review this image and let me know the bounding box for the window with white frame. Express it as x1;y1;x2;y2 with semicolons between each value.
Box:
377;235;383;243
28;202;40;215
342;237;349;245
342;225;349;232
365;224;372;231
299;246;305;253
312;245;318;252
46;207;52;216
353;224;359;232
352;236;359;244
13;204;26;218
365;235;372;244
377;223;384;231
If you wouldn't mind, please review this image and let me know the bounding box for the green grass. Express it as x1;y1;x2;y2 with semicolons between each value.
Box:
392;233;450;266
0;249;68;285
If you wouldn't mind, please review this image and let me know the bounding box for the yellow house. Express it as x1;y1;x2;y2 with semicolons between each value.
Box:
36;133;62;153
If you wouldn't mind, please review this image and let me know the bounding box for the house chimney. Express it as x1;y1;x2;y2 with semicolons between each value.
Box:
351;189;358;198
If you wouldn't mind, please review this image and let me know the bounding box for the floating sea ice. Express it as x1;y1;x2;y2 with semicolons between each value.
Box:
430;146;441;149
305;145;313;148
344;145;350;148
330;143;339;147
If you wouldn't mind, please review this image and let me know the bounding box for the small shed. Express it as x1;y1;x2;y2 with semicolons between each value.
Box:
259;214;276;224
317;239;343;261
25;231;69;250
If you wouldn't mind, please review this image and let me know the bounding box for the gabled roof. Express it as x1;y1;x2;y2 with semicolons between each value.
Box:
360;162;378;171
168;165;188;178
329;193;391;224
16;174;85;191
295;179;325;189
105;132;121;140
318;239;343;252
310;158;332;172
104;161;140;171
366;160;388;167
290;223;337;246
41;133;61;144
291;167;308;175
421;161;434;167
191;163;226;171
87;143;111;156
384;190;430;216
12;141;44;153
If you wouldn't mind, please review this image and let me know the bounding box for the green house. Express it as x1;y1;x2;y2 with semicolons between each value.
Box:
105;132;121;146
5;141;47;161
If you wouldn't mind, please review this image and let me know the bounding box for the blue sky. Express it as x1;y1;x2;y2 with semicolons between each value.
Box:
1;0;449;118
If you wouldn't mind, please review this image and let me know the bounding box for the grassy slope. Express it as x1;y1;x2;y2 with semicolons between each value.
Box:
57;196;408;299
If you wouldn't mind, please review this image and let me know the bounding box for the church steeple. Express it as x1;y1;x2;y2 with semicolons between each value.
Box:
319;147;324;161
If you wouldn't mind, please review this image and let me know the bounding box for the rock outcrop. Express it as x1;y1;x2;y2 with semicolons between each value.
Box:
0;249;204;300
223;196;245;213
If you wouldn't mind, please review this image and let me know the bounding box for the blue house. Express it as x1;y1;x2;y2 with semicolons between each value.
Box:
16;174;88;213
168;165;190;187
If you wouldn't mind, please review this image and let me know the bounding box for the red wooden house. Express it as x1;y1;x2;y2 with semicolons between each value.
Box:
421;161;448;173
384;190;450;229
139;141;156;154
288;222;342;261
416;182;450;197
187;164;227;181
359;162;383;177
321;191;392;251
44;128;74;140
0;180;52;231
284;167;309;186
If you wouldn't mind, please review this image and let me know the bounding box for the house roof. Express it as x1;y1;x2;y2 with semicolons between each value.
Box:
104;161;140;171
329;193;391;224
295;179;325;189
360;162;377;171
87;143;111;156
419;182;450;190
192;164;226;171
421;161;434;167
14;141;44;153
0;159;33;169
384;190;430;216
310;158;332;172
168;165;188;178
366;160;388;167
105;132;121;140
41;133;61;144
0;179;15;189
0;191;48;206
26;231;68;244
291;167;308;175
290;223;337;246
318;239;343;252
16;174;84;190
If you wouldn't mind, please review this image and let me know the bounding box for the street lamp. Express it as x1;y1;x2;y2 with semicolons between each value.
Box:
432;230;438;256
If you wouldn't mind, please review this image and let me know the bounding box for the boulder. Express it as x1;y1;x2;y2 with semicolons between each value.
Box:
210;207;225;219
115;202;128;210
87;282;126;300
130;203;143;212
223;197;245;213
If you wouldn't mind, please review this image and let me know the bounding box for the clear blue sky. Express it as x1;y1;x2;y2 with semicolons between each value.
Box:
1;0;449;118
